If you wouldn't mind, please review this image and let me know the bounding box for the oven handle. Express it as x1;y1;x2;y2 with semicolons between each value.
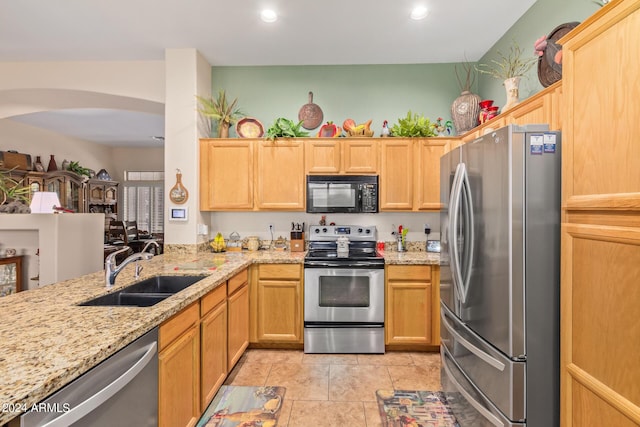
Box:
304;322;384;328
304;262;384;269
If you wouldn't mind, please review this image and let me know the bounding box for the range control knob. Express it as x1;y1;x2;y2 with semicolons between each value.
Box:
365;229;371;234
313;228;320;233
322;228;328;233
358;228;363;233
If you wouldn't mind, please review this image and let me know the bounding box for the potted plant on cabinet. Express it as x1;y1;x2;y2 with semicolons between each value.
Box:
196;90;244;138
0;168;30;212
477;40;537;112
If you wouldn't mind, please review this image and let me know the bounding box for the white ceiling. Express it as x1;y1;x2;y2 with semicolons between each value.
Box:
1;0;537;147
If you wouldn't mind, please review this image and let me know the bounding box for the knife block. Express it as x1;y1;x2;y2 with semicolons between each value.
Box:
290;231;305;252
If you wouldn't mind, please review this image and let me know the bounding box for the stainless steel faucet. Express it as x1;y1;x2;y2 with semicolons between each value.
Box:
105;241;159;288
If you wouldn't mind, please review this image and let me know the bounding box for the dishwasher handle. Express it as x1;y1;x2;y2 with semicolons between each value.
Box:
41;341;157;427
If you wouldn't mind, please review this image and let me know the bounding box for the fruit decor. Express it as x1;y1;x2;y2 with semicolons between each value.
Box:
210;232;226;252
342;119;374;137
317;121;341;137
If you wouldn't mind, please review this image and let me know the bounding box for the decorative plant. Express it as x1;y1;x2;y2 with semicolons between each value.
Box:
0;168;30;205
265;118;310;141
432;118;453;135
477;40;537;80
196;90;244;137
454;60;477;93
68;160;91;177
390;111;436;137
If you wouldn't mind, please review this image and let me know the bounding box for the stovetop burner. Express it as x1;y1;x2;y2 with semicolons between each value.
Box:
304;225;384;268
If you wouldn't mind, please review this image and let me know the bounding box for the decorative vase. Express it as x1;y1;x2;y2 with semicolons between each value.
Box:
502;77;521;112
61;159;70;170
47;155;57;172
478;100;494;124
34;156;45;172
218;122;230;138
451;91;481;134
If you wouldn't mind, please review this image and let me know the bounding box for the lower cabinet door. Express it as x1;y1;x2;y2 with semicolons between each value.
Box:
201;301;228;409
159;326;200;427
227;284;249;371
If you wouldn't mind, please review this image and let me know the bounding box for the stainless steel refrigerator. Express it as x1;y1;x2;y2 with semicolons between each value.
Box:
439;124;560;427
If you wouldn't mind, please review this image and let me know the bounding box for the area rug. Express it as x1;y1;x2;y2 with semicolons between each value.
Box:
197;385;286;427
376;389;459;427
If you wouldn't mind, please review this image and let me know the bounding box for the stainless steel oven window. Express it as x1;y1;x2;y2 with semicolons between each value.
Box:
319;275;370;307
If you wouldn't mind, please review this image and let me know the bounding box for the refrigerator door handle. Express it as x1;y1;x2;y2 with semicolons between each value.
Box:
441;309;505;372
449;162;472;304
459;164;475;302
448;163;464;302
442;351;505;427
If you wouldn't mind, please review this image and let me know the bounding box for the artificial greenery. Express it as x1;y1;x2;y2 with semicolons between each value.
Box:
390;111;436;137
265;118;310;141
477;39;537;80
0;168;30;204
68;160;91;177
196;90;244;137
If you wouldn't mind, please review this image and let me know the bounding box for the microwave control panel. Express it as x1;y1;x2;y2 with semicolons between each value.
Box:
360;183;378;212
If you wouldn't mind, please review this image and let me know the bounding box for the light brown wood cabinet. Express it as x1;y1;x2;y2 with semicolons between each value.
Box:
305;138;378;174
559;2;640;426
200;283;227;409
159;269;249;425
227;269;249;370
255;139;305;210
414;139;450;210
199;139;254;210
385;265;440;349
250;264;303;344
379;139;414;210
380;138;452;211
159;302;201;427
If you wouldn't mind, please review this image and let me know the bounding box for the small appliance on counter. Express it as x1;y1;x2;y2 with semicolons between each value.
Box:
290;222;305;252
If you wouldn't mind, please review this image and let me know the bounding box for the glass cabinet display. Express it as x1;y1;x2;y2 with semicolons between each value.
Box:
0;255;23;297
45;171;85;212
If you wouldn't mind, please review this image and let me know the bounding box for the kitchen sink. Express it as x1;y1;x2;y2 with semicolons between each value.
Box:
78;275;207;307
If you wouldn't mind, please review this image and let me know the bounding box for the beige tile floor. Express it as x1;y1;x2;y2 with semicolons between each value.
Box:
222;349;442;427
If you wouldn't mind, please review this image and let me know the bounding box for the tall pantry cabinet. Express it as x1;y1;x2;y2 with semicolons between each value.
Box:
560;1;640;425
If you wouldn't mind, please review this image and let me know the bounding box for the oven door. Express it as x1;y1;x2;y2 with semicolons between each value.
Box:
304;267;384;324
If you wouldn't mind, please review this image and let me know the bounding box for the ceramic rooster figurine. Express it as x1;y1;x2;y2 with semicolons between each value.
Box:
380;120;390;137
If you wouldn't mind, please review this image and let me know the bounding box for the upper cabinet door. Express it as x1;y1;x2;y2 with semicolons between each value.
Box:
415;139;449;211
255;139;305;210
200;139;254;210
342;139;378;174
305;139;341;174
379;139;414;210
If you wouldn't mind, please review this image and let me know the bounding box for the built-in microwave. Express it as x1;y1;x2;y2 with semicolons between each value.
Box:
306;175;378;213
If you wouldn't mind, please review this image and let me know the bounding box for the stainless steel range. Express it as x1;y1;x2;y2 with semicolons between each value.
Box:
304;225;385;354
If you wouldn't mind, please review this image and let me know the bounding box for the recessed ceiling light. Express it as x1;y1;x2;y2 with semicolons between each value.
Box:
261;9;278;23
410;6;429;20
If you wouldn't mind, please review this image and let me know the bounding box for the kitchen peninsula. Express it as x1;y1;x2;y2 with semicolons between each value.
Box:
0;249;438;425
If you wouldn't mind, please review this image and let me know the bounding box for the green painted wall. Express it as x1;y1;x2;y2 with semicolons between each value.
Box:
212;0;599;135
212;64;467;137
477;0;599;106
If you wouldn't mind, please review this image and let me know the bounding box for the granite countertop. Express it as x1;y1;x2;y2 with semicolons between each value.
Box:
0;248;437;424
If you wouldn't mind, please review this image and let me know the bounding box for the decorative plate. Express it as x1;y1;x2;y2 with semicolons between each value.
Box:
236;117;264;138
537;22;580;87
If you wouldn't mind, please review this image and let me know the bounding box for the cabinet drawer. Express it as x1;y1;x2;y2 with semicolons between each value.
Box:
159;301;199;352
258;264;300;280
228;268;248;295
387;265;431;281
201;282;227;316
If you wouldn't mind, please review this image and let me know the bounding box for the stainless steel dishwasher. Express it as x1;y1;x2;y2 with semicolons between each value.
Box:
13;327;158;427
